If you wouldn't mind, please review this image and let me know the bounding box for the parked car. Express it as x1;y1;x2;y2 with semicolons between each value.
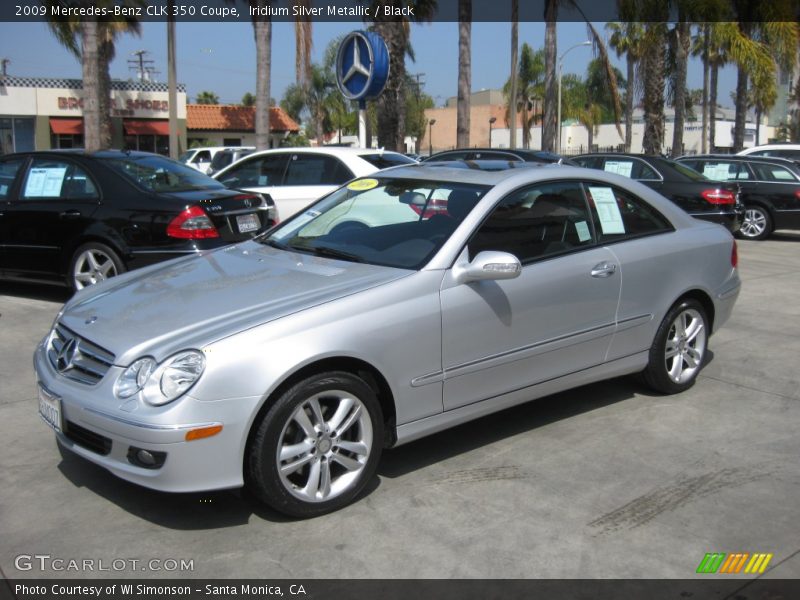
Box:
35;161;740;517
571;153;743;232
213;147;417;220
424;147;574;165
206;147;256;176
737;143;800;163
179;146;254;174
0;150;276;290
676;154;800;240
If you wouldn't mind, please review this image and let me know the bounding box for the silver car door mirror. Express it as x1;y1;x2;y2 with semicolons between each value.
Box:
454;251;522;284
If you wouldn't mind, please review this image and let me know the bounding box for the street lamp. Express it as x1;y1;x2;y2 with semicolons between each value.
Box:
488;116;497;148
428;118;436;156
557;40;591;153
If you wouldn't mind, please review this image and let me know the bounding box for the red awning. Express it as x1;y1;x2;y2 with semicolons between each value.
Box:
123;120;170;135
50;118;84;135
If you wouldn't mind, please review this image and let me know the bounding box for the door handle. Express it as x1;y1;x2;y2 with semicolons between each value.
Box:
59;210;82;219
591;262;617;278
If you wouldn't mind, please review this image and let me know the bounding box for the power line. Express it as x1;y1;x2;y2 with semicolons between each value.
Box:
128;50;159;82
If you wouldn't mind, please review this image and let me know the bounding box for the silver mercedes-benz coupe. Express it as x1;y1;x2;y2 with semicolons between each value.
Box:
34;162;741;517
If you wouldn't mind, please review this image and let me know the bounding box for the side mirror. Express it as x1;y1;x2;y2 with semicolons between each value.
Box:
453;251;522;284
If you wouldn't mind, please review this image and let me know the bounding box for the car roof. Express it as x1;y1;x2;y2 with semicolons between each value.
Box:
426;148;565;161
2;149;166;160
679;154;800;166
371;161;581;186
241;146;407;159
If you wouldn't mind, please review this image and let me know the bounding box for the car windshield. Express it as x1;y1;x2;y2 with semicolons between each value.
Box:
359;153;417;170
178;151;193;162
262;177;489;269
100;154;226;192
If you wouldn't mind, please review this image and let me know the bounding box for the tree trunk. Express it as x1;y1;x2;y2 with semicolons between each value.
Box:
522;103;529;149
732;64;748;152
253;14;272;151
542;0;557;153
80;21;101;152
98;38;113;150
374;21;407;152
641;24;666;155
671;19;689;157
587;124;594;151
709;63;718;152
701;25;709;154
456;0;471;148
625;55;634;152
509;0;518;149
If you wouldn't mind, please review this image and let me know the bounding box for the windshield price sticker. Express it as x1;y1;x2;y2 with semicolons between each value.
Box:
25;167;67;197
347;178;379;191
604;161;633;178
588;186;625;235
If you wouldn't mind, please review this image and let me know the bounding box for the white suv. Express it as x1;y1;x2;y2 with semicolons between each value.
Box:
180;146;255;174
737;144;800;162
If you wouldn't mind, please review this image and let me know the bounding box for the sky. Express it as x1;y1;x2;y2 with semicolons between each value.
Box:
0;20;740;110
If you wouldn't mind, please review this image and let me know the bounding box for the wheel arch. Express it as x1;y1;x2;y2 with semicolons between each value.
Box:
243;356;398;473
674;289;716;334
62;233;128;276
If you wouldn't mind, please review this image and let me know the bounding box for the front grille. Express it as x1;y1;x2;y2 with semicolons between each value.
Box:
64;421;112;456
47;324;115;385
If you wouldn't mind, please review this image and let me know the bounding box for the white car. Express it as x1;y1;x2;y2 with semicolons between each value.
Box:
212;147;416;219
180;146;254;174
737;144;800;162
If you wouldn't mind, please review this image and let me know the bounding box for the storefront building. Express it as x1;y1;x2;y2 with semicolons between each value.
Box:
0;75;187;155
186;103;300;148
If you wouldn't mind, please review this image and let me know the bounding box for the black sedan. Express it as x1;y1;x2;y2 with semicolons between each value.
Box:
424;148;574;165
0;150;276;290
571;153;743;232
676;155;800;240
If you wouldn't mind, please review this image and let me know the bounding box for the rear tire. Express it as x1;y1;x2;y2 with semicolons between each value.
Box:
246;371;384;518
642;299;708;394
69;242;126;291
737;205;772;240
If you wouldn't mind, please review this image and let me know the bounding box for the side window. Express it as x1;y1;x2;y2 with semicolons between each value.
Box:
20;158;98;200
0;158;24;199
696;161;747;181
631;160;659;180
750;163;797;182
572;156;602;169
585;183;671;243
218;154;288;188
284;154;353;186
192;150;211;164
435;151;470;162
468;181;595;263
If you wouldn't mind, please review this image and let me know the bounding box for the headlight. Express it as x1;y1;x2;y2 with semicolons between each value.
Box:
114;357;157;399
114;350;205;406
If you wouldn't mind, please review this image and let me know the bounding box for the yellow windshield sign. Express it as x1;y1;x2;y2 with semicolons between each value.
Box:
347;178;379;191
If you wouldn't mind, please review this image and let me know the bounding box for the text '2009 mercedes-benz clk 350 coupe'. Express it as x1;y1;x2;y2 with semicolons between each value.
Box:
34;162;740;517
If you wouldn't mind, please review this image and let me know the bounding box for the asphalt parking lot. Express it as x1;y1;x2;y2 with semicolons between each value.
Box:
1;235;799;581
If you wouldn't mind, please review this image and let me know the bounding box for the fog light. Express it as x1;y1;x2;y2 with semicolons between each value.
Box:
127;446;167;469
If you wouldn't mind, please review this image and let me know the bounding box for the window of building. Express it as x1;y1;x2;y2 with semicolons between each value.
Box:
124;134;169;156
0;117;35;155
0;158;24;198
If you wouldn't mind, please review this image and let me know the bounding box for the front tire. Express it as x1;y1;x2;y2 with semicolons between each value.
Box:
246;372;384;518
69;242;126;291
737;205;772;240
642;299;708;394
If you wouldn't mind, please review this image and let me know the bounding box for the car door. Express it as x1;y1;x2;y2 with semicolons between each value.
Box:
748;162;800;227
3;156;100;280
440;180;620;411
0;156;28;273
277;153;355;218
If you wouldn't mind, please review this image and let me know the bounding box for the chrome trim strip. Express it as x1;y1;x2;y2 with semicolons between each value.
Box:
444;321;616;379
0;244;59;249
130;249;201;255
410;371;444;387
83;407;221;431
615;314;653;332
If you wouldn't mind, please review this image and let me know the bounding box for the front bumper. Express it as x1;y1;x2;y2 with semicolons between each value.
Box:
33;340;262;493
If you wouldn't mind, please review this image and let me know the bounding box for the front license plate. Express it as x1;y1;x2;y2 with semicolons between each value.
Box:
38;384;62;433
236;213;260;233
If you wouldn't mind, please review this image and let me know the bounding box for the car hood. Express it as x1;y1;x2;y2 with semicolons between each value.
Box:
59;241;410;365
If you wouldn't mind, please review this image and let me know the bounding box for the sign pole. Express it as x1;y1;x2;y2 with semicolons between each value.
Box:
358;100;367;148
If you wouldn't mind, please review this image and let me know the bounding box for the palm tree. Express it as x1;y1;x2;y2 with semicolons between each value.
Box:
293;4;313;87
503;45;545;149
370;0;437;152
195;91;220;104
669;17;691;157
607;21;644;152
249;2;272;150
47;1;143;150
456;0;471;148
509;0;519;149
541;0;622;153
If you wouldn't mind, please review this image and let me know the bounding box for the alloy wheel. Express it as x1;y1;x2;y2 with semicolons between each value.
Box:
740;208;768;239
664;308;707;384
73;248;119;290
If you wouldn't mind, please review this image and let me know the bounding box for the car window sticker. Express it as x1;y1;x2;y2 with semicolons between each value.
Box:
574;220;592;242
603;160;633;178
589;186;626;234
25;166;67;197
703;163;731;181
347;178;379;191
